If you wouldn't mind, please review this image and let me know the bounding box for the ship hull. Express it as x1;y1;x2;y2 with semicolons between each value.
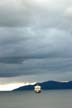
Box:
34;90;41;93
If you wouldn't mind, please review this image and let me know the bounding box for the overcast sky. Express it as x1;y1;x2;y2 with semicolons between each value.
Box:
0;0;72;83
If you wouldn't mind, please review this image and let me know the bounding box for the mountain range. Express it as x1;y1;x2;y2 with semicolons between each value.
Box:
13;81;72;91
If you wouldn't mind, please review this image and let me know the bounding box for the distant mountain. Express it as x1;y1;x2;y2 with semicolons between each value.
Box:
13;81;72;91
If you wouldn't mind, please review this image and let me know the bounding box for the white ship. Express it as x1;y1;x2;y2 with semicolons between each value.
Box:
34;85;41;93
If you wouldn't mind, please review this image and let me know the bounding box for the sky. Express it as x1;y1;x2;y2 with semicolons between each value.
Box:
0;0;72;86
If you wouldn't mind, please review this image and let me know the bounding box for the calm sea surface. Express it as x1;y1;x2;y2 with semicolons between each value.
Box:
0;90;72;108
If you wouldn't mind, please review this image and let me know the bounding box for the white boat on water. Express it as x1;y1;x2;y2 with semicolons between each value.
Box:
34;85;41;93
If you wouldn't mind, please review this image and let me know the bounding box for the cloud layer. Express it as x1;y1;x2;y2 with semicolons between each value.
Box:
0;0;72;81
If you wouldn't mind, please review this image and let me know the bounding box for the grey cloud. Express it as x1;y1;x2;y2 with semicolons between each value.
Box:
0;0;72;29
0;0;32;27
0;27;72;57
0;27;72;62
0;57;72;78
0;0;72;80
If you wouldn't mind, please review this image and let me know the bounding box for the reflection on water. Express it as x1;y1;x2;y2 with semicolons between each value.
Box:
0;90;72;108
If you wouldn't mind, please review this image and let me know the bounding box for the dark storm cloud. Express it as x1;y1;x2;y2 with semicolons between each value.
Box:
0;27;72;78
0;57;72;77
0;27;72;61
0;0;72;80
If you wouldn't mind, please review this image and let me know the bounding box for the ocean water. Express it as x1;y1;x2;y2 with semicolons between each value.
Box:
0;90;72;108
